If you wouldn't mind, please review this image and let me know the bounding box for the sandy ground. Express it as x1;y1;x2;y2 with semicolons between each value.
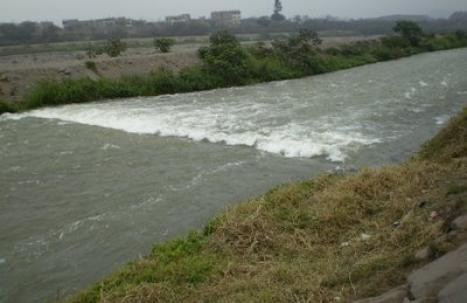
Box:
0;35;379;102
0;45;201;101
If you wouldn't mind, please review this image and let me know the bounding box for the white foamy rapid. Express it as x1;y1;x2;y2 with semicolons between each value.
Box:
6;87;384;162
435;115;450;125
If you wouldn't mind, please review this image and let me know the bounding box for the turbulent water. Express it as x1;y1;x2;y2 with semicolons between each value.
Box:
1;48;467;302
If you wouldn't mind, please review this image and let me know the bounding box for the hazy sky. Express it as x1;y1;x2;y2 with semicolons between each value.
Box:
1;0;467;24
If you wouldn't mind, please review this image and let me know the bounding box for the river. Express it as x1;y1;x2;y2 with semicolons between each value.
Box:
0;48;466;302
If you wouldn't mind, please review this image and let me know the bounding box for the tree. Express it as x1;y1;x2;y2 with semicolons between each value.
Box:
274;0;283;14
154;38;175;53
271;0;286;22
198;31;252;85
393;21;424;46
16;22;37;42
41;23;60;42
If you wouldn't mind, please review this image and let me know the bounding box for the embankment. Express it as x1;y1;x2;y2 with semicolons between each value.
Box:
67;106;467;302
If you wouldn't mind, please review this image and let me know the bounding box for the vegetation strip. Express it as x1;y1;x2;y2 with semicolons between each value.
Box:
1;22;467;115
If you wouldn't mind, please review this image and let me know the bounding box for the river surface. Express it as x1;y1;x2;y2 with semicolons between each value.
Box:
1;48;467;302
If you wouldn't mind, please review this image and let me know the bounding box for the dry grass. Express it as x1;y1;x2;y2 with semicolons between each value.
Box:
419;107;467;162
69;107;467;303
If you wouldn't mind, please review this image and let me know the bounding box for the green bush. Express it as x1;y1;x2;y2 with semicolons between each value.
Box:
271;29;323;75
371;46;409;61
179;66;217;91
23;78;136;109
199;31;254;86
104;38;127;57
84;61;98;73
421;33;467;51
393;21;424;46
318;54;375;72
381;35;411;49
0;100;17;114
250;57;298;81
154;38;176;53
146;69;186;94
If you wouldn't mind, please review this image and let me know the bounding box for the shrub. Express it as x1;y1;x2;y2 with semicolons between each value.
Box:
381;35;411;49
154;38;176;53
420;33;467;51
85;45;98;59
250;57;298;81
271;29;323;74
179;66;217;91
248;41;273;58
325;47;341;56
104;38;127;57
85;44;105;59
199;31;254;86
0;100;17;114
371;45;413;61
146;69;186;95
84;61;98;73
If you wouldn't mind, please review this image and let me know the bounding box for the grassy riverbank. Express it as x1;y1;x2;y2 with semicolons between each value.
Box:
67;105;467;302
1;23;467;115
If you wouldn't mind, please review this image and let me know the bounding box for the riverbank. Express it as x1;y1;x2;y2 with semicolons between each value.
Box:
0;35;378;103
66;106;467;302
1;27;466;114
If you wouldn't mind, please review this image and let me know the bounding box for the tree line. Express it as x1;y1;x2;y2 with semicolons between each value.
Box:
1;12;467;46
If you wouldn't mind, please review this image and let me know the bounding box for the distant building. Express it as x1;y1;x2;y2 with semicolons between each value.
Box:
165;14;191;24
62;17;134;31
62;19;81;31
375;15;433;22
450;11;467;23
211;10;241;26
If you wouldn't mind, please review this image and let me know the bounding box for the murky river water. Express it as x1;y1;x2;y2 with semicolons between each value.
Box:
1;48;467;302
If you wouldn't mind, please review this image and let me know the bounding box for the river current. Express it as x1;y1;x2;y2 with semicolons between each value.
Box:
1;48;466;302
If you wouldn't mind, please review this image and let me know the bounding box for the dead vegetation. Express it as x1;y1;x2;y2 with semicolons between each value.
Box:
69;107;467;303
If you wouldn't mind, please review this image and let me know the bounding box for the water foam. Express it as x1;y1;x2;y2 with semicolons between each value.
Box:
419;81;429;87
101;143;121;151
5;96;382;162
170;160;247;192
435;115;450;125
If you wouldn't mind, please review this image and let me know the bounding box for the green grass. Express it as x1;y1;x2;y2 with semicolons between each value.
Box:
447;184;467;196
67;107;467;303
